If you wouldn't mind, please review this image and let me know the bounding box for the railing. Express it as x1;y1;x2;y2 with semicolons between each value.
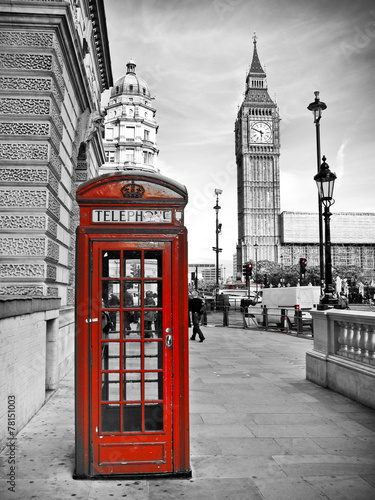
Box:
336;316;375;364
307;309;375;409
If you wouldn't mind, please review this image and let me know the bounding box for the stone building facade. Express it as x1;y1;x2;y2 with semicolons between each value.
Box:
0;0;112;450
280;212;375;280
100;60;159;175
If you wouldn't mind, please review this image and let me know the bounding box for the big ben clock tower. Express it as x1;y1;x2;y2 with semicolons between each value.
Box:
235;35;281;269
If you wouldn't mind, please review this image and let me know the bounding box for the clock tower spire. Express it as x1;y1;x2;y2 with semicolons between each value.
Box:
235;35;281;274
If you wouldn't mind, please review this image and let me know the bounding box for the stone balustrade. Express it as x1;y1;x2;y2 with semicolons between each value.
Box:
337;317;375;365
306;309;375;409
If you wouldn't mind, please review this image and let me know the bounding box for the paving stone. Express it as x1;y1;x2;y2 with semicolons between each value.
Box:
1;326;375;500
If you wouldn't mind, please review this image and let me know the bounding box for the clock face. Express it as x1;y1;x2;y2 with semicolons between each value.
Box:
250;122;272;143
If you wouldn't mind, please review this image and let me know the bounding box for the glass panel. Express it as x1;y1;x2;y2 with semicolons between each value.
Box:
144;403;163;431
123;342;141;370
123;250;141;277
101;342;120;370
123;404;142;432
101;310;120;339
144;311;157;339
144;341;163;370
101;373;120;401
123;311;141;337
144;313;163;339
101;404;120;433
124;282;141;307
144;282;162;307
102;281;120;308
123;372;141;401
144;251;162;278
102;251;120;278
144;372;163;401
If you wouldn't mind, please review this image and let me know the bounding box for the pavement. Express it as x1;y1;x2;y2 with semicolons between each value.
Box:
1;324;375;500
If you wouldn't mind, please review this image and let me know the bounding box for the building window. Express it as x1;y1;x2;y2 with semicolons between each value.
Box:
129;85;133;92
126;149;134;162
144;130;150;141
143;151;153;165
106;151;115;163
105;128;114;141
143;88;146;95
126;127;135;140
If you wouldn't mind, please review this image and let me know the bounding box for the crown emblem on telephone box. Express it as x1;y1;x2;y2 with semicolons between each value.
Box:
121;181;145;198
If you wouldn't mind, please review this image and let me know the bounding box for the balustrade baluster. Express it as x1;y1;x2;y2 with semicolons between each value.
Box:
353;324;362;359
365;326;375;364
337;321;348;357
347;322;355;357
359;325;369;361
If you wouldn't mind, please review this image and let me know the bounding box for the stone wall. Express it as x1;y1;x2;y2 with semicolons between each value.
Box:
306;309;375;410
0;297;61;452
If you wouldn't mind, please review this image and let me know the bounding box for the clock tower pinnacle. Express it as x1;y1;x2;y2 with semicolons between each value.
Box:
235;36;281;273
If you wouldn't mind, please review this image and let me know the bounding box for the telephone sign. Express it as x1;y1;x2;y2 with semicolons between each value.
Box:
74;171;190;479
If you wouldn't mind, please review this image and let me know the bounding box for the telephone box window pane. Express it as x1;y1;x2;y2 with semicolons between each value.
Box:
123;342;141;370
144;341;163;370
102;281;120;308
123;404;142;432
101;404;120;433
144;251;162;278
123;311;140;336
145;403;163;431
144;282;162;307
144;310;157;339
101;342;120;370
123;373;141;401
144;315;163;339
124;282;141;307
123;251;141;277
101;311;120;339
102;251;120;278
144;372;163;401
101;373;120;401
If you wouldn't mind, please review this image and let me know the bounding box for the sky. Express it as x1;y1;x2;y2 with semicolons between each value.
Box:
102;0;375;278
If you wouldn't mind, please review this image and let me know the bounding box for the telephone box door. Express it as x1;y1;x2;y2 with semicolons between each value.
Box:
91;240;173;475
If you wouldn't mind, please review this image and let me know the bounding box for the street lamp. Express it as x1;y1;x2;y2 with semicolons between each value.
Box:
314;156;338;308
254;242;258;295
213;189;223;292
308;91;327;288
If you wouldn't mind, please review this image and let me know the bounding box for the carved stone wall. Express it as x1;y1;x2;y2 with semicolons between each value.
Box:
0;2;111;309
0;25;72;303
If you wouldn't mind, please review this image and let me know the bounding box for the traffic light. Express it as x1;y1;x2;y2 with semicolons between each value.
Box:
247;263;253;278
299;258;307;275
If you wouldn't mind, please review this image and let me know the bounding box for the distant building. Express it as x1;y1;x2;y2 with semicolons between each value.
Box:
101;60;159;174
280;212;375;280
235;37;375;282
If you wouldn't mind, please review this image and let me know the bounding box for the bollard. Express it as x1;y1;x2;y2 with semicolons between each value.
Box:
280;308;287;331
294;306;303;335
262;305;268;329
223;306;229;327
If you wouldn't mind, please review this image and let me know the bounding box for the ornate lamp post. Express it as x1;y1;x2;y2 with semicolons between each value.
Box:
213;189;223;292
308;91;327;288
314;156;338;308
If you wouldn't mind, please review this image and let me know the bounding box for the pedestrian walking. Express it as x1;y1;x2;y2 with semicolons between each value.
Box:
189;291;205;342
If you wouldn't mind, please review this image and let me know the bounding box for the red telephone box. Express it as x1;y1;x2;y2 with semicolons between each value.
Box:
74;170;190;478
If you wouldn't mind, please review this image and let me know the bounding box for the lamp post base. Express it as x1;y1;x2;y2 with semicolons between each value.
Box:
318;290;338;310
